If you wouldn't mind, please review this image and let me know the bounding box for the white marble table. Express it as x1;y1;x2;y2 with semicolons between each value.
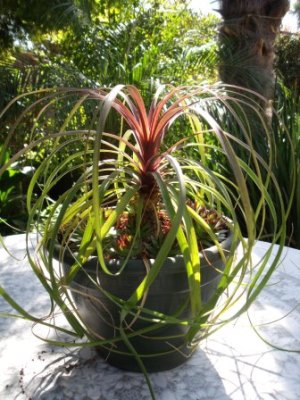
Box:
0;234;300;400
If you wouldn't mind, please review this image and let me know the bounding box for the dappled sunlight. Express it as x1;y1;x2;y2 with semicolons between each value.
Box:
0;1;298;398
202;240;300;399
1;236;300;399
2;338;231;400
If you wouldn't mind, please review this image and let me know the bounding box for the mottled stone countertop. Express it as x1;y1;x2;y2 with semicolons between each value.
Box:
0;234;300;400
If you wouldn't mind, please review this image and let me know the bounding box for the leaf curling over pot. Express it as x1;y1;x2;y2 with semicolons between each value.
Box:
0;83;288;399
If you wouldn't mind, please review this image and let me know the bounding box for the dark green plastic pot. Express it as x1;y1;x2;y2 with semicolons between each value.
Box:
60;231;234;372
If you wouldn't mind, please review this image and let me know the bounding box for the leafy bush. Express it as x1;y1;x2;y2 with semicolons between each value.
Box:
0;147;34;234
275;33;300;96
272;82;300;248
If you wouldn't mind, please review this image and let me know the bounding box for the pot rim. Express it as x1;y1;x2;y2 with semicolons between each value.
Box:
53;227;236;274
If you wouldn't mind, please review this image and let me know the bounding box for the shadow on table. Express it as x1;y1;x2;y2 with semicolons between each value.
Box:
25;347;231;400
0;233;51;333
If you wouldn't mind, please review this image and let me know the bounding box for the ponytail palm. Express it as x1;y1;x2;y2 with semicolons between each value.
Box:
0;83;287;398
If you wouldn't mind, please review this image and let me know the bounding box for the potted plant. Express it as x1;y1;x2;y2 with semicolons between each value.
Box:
0;84;287;398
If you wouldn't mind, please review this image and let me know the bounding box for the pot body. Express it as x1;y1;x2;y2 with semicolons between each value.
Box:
63;232;234;372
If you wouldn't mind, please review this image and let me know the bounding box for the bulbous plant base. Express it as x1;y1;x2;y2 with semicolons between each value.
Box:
62;232;234;372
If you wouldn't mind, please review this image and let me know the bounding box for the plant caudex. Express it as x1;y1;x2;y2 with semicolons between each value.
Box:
0;84;286;361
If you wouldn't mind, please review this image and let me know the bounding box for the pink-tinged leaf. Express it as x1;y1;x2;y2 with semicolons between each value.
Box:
126;86;151;140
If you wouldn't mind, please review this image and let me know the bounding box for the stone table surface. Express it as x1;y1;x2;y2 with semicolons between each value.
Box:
0;234;300;400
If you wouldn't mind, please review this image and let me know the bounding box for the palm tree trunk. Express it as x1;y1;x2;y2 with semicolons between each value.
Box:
218;0;289;114
217;1;290;241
